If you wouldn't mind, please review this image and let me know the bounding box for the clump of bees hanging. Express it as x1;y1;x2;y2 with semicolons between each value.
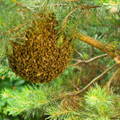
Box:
8;11;73;83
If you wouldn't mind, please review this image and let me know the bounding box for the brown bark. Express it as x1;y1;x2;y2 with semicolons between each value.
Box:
72;32;116;58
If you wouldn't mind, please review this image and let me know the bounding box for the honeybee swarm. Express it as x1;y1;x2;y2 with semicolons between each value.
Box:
8;13;73;83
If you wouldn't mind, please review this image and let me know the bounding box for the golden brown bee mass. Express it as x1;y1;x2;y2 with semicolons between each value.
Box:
8;12;73;83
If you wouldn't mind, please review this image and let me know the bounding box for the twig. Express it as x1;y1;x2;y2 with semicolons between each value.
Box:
52;64;118;102
50;3;67;7
111;114;120;120
61;5;101;31
61;6;78;31
63;64;117;97
73;54;107;66
64;0;79;2
75;49;84;59
105;67;120;91
76;64;117;94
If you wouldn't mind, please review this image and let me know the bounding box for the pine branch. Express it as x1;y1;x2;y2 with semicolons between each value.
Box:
61;5;120;60
62;5;101;31
72;32;116;58
1;86;50;116
54;64;118;99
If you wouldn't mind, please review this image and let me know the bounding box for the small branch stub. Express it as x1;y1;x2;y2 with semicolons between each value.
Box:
114;56;120;64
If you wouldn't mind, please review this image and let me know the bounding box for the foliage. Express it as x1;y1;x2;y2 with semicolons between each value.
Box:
0;0;120;120
1;84;120;120
84;85;114;119
0;64;25;89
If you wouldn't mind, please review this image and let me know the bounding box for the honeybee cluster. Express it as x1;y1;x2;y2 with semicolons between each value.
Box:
8;12;73;83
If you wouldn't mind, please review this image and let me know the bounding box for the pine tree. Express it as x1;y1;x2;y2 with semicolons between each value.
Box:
0;0;120;120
